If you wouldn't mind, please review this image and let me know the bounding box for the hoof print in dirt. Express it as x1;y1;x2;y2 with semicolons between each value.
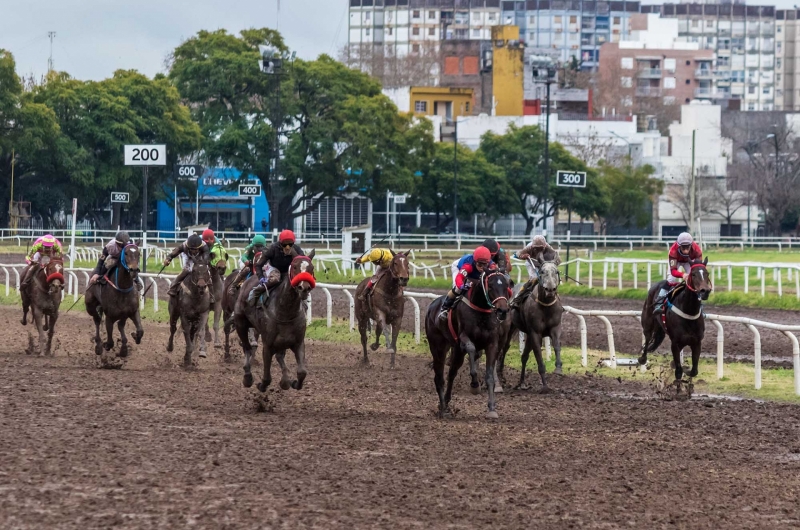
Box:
252;393;274;413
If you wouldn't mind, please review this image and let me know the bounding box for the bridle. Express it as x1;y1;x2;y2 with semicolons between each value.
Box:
188;264;211;289
480;270;509;310
289;255;316;288
685;263;711;293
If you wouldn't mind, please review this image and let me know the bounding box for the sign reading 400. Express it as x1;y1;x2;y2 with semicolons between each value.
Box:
238;183;262;197
556;170;587;188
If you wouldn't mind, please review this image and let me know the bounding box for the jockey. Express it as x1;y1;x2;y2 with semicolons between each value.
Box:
509;235;561;308
247;229;305;306
355;248;394;301
202;229;228;268
226;234;268;297
654;232;703;325
481;238;511;274
89;231;143;290
20;234;63;290
439;246;497;322
163;234;212;302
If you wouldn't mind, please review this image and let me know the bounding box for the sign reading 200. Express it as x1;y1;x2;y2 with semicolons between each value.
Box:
124;144;167;166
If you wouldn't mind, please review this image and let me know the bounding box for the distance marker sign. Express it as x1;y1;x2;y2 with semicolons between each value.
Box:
238;183;262;197
110;192;130;203
556;170;587;188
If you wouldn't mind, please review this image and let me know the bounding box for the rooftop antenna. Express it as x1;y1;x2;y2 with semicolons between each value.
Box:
47;31;56;72
277;0;280;32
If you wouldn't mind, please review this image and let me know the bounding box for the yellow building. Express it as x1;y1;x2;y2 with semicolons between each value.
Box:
409;87;474;120
491;26;524;117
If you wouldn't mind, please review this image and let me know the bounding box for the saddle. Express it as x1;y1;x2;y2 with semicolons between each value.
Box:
659;283;686;329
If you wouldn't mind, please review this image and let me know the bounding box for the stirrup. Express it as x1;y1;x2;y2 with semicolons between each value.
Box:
438;309;449;321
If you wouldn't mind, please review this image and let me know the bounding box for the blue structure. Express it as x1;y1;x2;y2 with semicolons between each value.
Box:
156;168;269;238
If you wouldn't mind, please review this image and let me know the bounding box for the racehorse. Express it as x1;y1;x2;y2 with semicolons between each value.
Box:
221;264;258;361
167;261;212;367
20;256;64;356
85;243;144;358
354;250;410;368
499;260;564;392
425;269;510;419
204;258;227;349
235;251;316;393
639;257;712;385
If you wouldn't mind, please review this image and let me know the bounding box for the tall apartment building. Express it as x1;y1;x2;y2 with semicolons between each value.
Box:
776;10;800;111
641;1;776;111
500;1;640;70
347;0;502;57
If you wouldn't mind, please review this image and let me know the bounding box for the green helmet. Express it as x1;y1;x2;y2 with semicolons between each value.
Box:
251;235;267;247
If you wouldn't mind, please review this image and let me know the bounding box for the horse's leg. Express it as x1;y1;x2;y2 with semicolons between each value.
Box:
358;317;371;365
46;312;58;356
444;346;466;406
131;309;144;345
104;314;115;351
213;302;222;347
92;310;103;356
167;310;177;353
529;333;550;393
197;311;209;359
516;336;535;390
431;338;448;417
463;338;480;395
551;327;564;375
275;350;292;390
671;341;684;384
257;340;274;393
688;341;701;378
117;318;129;358
181;314;193;367
371;313;385;352
223;314;234;361
485;344;499;419
235;318;254;387
290;342;308;390
388;316;401;369
32;308;46;357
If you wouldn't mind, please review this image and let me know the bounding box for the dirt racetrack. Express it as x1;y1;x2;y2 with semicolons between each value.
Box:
2;306;800;529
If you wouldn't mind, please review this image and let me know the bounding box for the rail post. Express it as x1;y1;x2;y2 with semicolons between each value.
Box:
596;315;615;368
777;268;782;298
602;261;608;290
646;262;652;290
746;323;761;390
2;266;8;296
342;289;355;332
618;262;623;290
322;287;332;328
405;296;421;344
306;294;312;325
633;263;638;290
711;319;724;380
12;267;20;292
588;261;593;289
760;267;765;297
150;278;158;313
744;266;749;294
727;265;732;292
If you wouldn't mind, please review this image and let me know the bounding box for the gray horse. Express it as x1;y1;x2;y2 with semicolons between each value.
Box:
85;243;144;358
204;260;227;349
167;261;212;367
20;256;64;356
354;251;410;368
500;260;564;392
235;252;315;392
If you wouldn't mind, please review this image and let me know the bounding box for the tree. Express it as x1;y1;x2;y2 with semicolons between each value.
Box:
339;42;442;89
596;161;663;234
663;165;720;229
170;29;427;229
411;142;514;232
479;124;606;234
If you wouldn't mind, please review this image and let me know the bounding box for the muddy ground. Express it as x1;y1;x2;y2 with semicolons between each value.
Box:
2;305;800;529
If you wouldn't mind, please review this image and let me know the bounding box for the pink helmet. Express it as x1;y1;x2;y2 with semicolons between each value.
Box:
41;234;56;248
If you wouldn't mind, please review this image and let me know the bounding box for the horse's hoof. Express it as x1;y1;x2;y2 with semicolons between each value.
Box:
370;343;380;352
215;341;222;349
257;381;269;393
291;380;302;390
470;385;480;396
494;384;504;394
279;378;291;391
485;410;499;420
118;346;129;358
43;324;49;332
539;386;554;395
243;373;254;388
204;331;212;342
166;343;174;353
553;366;563;375
104;342;113;352
132;331;144;345
94;344;103;356
638;356;648;366
20;318;26;326
199;350;207;359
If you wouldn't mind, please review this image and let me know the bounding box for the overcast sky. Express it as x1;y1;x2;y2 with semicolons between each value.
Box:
1;0;349;81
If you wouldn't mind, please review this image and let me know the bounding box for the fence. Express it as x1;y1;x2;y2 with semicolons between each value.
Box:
2;262;800;396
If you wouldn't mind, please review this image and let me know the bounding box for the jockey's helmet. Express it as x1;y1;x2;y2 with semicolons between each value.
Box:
473;246;491;265
41;234;56;248
677;232;693;255
114;231;130;246
279;229;295;245
251;234;267;248
202;229;215;245
482;238;500;257
187;234;204;256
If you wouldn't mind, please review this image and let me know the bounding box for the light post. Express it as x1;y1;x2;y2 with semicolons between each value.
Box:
531;55;557;237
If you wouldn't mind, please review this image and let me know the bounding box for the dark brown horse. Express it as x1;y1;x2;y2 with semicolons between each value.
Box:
221;264;258;361
20;256;64;356
639;257;713;385
425;269;510;419
167;261;212;367
204;258;227;348
499;260;564;392
355;250;410;368
85;243;144;358
235;251;316;392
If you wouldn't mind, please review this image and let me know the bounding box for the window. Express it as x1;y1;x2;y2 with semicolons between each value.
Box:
663;96;676;105
763;87;771;95
465;102;470;113
554;16;562;24
685;79;690;85
664;58;676;72
365;12;371;22
474;29;482;38
778;73;782;82
664;77;676;89
388;27;393;36
488;13;496;21
778;25;782;33
529;31;535;40
613;17;620;24
731;71;745;82
412;44;420;53
366;28;371;36
428;10;435;19
428;27;435;35
706;20;713;27
692;20;699;28
622;96;633;107
414;101;427;112
748;103;756;110
570;16;577;24
620;76;632;87
621;57;633;69
474;12;481;20
778;58;782;68
748;86;756;94
529;15;536;24
686;60;691;66
412;10;420;18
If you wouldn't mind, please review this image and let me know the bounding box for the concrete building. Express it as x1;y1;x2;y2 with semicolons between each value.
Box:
492;25;526;115
410;86;475;118
598;14;715;109
776;9;800;111
641;1;776;111
500;0;640;69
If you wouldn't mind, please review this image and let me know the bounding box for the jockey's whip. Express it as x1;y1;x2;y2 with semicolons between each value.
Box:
565;275;583;286
141;261;170;298
356;235;389;262
65;288;90;313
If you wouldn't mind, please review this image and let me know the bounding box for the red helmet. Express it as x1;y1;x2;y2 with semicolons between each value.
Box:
201;229;215;244
279;229;295;245
473;246;491;263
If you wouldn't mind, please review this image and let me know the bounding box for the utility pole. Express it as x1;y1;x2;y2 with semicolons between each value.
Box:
542;78;552;237
47;31;56;72
453;118;458;235
690;129;696;235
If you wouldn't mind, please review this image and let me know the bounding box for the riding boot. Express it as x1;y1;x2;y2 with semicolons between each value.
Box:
510;279;536;308
19;264;34;291
168;269;190;297
438;290;457;322
653;287;668;332
248;282;268;307
359;279;374;301
227;267;248;298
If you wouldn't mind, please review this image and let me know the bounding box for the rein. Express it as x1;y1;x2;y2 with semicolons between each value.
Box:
684;263;710;293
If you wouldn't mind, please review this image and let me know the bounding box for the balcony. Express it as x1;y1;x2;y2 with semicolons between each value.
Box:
635;86;662;97
638;68;662;78
695;68;714;78
695;87;714;98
